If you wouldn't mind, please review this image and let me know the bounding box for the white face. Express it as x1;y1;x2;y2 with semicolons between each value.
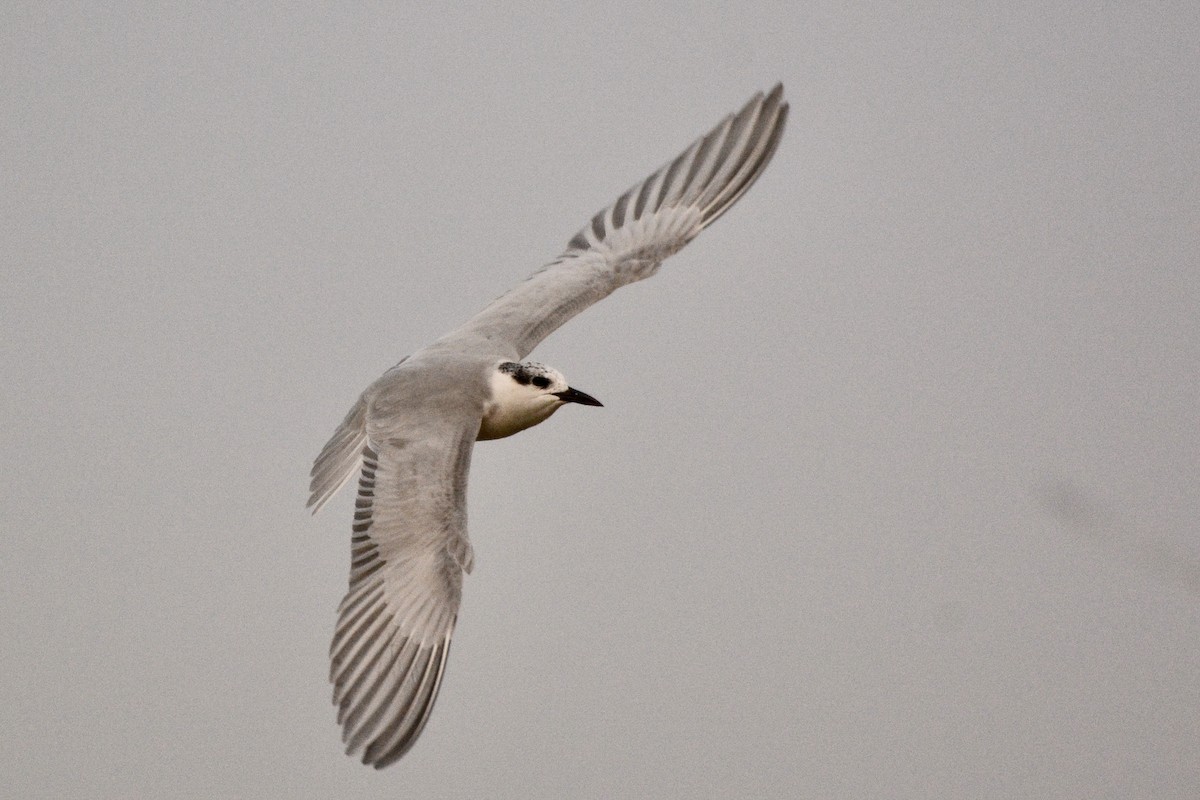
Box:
479;361;602;441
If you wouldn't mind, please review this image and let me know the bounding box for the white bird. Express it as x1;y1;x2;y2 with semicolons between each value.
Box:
309;84;788;768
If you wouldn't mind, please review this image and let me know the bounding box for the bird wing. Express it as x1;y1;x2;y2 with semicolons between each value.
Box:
329;413;477;769
436;84;788;360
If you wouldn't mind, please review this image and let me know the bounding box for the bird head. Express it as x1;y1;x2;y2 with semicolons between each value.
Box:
479;361;602;440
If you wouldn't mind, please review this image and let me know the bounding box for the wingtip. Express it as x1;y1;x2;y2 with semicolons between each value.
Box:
762;83;787;119
762;83;786;115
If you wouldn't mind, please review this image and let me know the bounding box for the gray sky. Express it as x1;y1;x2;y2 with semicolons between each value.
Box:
3;2;1198;798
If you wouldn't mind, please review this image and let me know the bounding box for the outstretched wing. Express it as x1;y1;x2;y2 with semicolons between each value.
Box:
329;418;477;769
437;84;788;360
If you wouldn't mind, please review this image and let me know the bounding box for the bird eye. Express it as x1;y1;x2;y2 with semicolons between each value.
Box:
531;376;550;389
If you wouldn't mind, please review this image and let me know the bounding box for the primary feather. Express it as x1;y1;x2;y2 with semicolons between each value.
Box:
437;83;788;360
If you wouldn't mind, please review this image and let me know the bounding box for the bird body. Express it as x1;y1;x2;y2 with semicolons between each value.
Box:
309;84;788;767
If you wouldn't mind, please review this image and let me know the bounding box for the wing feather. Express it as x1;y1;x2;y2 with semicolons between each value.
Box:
329;420;475;768
436;84;788;360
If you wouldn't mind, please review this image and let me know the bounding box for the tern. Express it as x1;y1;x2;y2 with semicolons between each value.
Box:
309;84;788;768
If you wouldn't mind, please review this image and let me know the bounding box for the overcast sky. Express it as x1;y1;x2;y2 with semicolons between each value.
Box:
3;3;1198;798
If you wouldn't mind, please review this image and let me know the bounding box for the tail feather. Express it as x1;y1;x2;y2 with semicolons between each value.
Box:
308;394;368;513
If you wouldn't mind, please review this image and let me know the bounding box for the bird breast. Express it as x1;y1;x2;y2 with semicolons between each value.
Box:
477;385;559;440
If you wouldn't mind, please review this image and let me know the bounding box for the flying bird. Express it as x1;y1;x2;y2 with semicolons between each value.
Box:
309;85;788;768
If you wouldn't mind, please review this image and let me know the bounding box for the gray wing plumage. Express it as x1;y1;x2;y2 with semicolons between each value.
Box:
325;414;477;769
437;84;788;360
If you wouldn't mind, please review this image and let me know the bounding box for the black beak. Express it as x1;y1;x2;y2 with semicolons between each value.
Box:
554;387;603;407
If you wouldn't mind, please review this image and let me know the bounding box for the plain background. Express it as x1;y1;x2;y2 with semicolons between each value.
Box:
3;3;1198;798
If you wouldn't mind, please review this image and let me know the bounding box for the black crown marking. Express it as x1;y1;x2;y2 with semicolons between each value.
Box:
498;361;555;390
